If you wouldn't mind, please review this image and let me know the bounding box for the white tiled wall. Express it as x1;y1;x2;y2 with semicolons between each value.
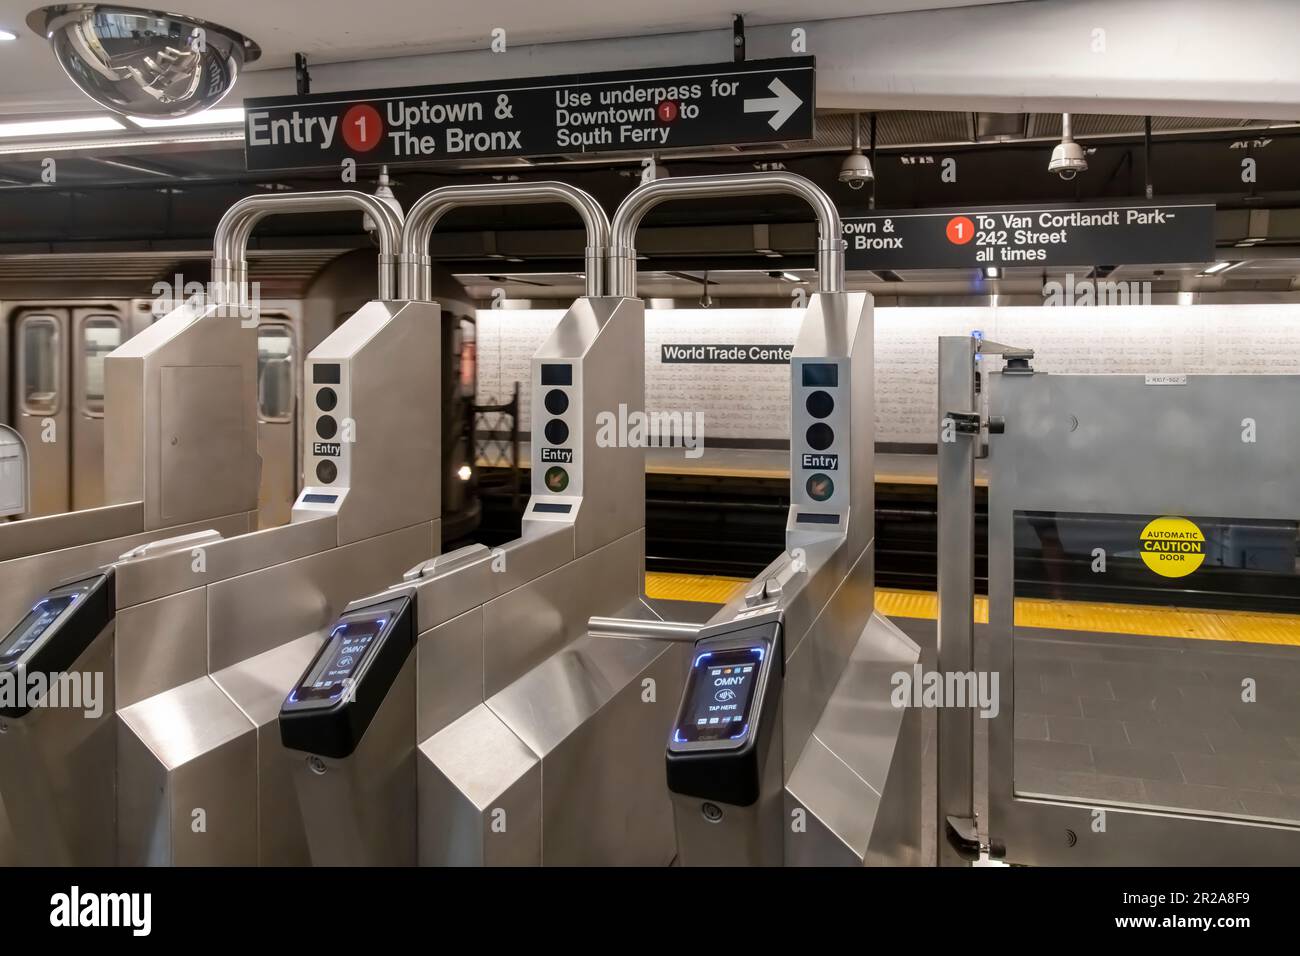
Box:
476;304;1300;445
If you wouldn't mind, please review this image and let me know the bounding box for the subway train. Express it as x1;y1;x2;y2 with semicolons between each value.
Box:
1;250;482;540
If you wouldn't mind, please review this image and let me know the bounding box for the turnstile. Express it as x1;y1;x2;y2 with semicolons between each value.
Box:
280;181;668;866
0;190;441;866
653;175;923;867
0;291;264;866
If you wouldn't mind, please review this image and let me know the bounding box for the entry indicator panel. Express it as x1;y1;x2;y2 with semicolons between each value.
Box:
296;356;351;514
791;356;850;524
531;359;580;506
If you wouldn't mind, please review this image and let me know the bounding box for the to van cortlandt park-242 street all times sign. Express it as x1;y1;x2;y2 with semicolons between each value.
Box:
243;57;815;171
842;202;1216;270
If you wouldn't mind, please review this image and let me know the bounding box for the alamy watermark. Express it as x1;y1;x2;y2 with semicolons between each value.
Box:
891;664;1000;718
151;274;263;327
594;403;705;459
1043;272;1152;307
0;669;103;719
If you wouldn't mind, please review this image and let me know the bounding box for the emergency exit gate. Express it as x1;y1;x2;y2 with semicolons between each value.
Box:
939;335;1300;865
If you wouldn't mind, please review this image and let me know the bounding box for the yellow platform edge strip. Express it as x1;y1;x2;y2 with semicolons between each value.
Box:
643;574;1300;647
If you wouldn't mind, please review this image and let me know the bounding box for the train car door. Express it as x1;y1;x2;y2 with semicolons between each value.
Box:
70;309;124;511
256;316;297;527
13;308;68;516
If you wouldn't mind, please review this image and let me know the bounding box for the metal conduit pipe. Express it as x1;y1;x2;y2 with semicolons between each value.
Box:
399;182;610;301
608;171;846;298
211;191;404;306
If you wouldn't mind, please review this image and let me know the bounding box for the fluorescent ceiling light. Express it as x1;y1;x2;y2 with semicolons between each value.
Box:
984;266;1000;278
128;108;245;128
0;116;123;138
1201;261;1239;275
0;29;18;41
780;272;802;282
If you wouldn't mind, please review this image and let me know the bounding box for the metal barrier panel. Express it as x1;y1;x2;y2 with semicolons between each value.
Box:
986;371;1300;865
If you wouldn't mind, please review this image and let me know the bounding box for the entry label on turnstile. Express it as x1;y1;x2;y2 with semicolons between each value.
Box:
244;57;815;170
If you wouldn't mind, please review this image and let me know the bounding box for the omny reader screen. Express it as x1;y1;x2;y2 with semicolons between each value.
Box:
0;594;76;665
290;616;385;702
675;646;764;743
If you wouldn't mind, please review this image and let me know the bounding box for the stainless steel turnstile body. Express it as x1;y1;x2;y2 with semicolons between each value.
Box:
0;191;440;867
285;182;681;865
650;175;922;867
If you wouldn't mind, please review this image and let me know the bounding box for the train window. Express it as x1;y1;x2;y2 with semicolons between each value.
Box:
18;315;60;416
257;324;294;423
81;316;122;416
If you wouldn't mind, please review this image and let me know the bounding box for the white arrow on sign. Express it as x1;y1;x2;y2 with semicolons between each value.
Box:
743;78;803;131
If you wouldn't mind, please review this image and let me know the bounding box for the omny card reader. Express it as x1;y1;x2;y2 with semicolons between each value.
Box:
666;613;783;810
280;593;415;760
0;570;114;717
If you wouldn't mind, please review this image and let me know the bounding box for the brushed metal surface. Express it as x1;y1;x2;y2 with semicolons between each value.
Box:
213;634;321;866
293;656;417;866
115;585;206;708
112;513;336;609
105;301;260;533
117;675;257;865
482;529;643;697
417;702;541;866
0;511;249;630
785;611;922;866
0;626;115;865
0;501;142;562
416;606;486;741
159;365;250;526
206;520;434;671
501;635;685;865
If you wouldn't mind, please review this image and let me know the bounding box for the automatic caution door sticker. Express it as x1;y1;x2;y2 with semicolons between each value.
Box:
1139;516;1205;577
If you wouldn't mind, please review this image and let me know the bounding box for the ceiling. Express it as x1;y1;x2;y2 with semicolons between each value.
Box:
0;0;997;113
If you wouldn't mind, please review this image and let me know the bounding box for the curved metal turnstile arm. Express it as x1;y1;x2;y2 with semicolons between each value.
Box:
212;191;404;306
609;171;845;298
400;182;610;301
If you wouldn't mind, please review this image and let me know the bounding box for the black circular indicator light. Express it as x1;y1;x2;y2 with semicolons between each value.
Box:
544;466;569;493
806;423;834;451
806;390;834;419
544;419;569;445
806;473;834;502
316;415;338;440
544;389;569;415
316;387;338;412
316;459;337;484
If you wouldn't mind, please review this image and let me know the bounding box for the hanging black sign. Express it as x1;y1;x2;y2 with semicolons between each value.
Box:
842;202;1216;270
243;57;815;171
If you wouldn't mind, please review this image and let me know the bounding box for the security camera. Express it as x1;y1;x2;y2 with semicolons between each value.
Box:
1049;140;1088;181
1048;113;1088;181
839;150;874;190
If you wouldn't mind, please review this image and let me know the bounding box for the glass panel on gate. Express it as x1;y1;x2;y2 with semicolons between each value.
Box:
1012;510;1300;825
